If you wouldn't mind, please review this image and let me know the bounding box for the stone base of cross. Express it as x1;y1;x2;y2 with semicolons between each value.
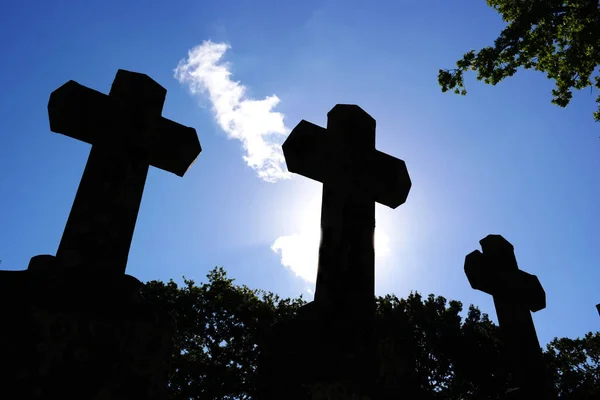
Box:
256;314;435;400
0;255;175;400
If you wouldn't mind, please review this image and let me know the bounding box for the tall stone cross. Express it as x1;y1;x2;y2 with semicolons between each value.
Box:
464;234;556;399
47;69;201;275
282;105;411;320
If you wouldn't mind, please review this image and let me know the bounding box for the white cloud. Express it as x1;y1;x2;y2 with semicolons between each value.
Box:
272;225;391;285
174;40;290;183
175;41;394;286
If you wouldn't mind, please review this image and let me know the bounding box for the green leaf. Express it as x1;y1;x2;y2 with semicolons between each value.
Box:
439;0;600;122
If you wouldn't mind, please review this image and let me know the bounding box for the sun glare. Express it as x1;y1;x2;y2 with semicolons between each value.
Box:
271;196;393;284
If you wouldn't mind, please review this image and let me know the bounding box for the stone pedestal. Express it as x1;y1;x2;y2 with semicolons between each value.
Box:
258;314;375;399
257;304;429;400
0;255;175;400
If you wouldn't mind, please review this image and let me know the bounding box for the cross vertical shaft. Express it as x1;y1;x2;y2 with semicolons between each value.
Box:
317;181;376;318
56;145;150;275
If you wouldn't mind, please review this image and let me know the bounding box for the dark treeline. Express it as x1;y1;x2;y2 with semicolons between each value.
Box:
143;267;600;400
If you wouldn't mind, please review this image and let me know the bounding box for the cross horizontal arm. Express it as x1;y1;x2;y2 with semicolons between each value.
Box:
464;249;546;312
150;117;201;177
48;80;112;145
282;120;330;183
48;80;201;177
364;150;411;209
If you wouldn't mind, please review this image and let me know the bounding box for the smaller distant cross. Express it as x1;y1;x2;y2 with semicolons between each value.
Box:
465;234;556;399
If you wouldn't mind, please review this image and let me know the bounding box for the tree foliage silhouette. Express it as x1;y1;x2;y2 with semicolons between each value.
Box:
143;267;599;399
438;0;600;121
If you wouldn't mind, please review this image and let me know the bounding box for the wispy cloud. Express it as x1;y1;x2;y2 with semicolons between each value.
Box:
174;40;290;182
175;41;393;288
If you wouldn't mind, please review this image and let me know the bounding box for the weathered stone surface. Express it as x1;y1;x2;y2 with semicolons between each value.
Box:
48;69;201;275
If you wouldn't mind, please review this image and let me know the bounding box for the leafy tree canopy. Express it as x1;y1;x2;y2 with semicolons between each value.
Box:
438;0;600;121
143;267;599;399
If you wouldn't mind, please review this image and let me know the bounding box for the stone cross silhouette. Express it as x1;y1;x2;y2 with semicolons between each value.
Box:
283;105;411;320
464;234;555;399
47;69;201;275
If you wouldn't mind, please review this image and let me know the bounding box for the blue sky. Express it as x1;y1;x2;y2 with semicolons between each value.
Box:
1;0;599;348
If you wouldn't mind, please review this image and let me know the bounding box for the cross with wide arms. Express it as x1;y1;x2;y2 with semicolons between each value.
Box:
283;105;411;320
47;69;201;276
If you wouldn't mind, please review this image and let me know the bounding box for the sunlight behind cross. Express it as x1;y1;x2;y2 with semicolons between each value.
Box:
271;196;392;285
